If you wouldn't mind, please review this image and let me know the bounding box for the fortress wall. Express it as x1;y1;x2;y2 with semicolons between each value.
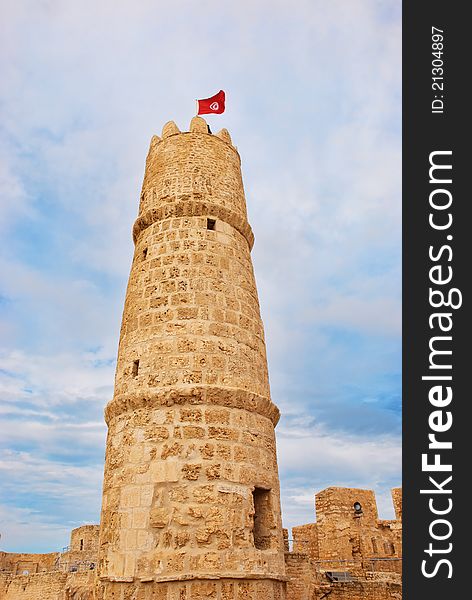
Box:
0;571;94;600
315;488;379;561
0;552;59;576
391;488;402;521
321;582;402;600
60;525;100;572
314;488;401;561
98;578;285;600
292;524;319;560
283;559;401;600
284;487;402;600
69;525;100;553
284;553;317;600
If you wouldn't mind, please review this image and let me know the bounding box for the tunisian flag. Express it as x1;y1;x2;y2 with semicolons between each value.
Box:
196;90;226;115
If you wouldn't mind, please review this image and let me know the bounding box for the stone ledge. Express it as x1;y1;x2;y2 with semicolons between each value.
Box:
104;385;280;425
132;200;254;250
101;572;289;583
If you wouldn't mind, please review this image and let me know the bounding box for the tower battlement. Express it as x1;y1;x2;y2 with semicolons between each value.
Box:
132;117;254;249
158;116;234;144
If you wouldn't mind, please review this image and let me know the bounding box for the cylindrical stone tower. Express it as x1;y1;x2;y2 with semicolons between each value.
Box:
97;117;286;599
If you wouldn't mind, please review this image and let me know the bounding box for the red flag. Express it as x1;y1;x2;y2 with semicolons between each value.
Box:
197;90;225;115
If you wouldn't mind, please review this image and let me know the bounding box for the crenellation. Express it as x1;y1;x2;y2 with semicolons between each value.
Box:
161;121;180;139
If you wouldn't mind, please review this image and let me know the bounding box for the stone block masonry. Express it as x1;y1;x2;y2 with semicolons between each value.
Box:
0;551;60;576
285;487;402;600
313;488;402;562
320;582;402;600
0;572;95;600
98;117;286;598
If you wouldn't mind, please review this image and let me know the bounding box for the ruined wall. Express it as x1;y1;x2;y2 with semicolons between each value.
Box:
0;552;59;576
314;487;401;561
316;488;377;561
284;487;402;600
292;524;319;560
96;578;285;600
0;525;99;580
391;488;402;520
69;525;100;554
288;487;402;569
283;560;401;600
60;525;100;571
284;553;318;600
322;582;402;600
0;571;94;600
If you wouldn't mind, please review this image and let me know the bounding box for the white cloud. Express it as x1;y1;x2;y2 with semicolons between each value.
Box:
0;450;103;500
0;451;102;552
0;348;114;405
0;504;71;553
277;421;401;480
276;411;401;530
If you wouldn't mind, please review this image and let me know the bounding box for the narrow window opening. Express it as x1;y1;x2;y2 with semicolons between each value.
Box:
80;539;84;551
384;541;395;555
142;247;148;260
252;487;272;550
371;538;378;554
353;501;363;517
207;218;216;231
350;535;361;558
132;360;140;378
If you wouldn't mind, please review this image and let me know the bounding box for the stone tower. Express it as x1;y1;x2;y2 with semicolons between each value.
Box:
97;117;286;599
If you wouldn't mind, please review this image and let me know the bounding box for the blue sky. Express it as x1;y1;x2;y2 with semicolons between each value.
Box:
0;0;401;552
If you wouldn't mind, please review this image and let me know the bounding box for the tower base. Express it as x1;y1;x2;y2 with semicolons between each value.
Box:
97;578;286;600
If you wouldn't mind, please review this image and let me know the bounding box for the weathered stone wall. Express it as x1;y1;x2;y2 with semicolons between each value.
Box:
98;117;286;588
391;488;402;520
0;551;59;576
0;525;100;582
321;582;402;600
98;578;285;599
0;571;94;600
314;488;401;561
315;488;377;561
59;525;100;572
283;560;402;600
99;404;284;581
284;487;402;600
284;553;318;600
70;525;100;554
292;524;319;560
